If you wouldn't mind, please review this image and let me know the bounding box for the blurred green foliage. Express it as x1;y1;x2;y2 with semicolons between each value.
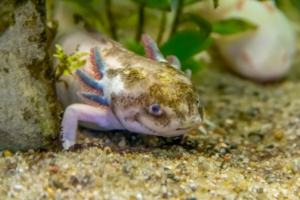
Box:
212;18;258;35
53;0;260;73
180;13;212;40
160;30;213;61
291;0;300;10
160;30;213;72
212;0;219;8
184;0;205;5
131;0;171;10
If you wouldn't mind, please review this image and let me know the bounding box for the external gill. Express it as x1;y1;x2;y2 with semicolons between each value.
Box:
142;34;190;77
142;34;167;63
90;47;106;80
75;46;109;107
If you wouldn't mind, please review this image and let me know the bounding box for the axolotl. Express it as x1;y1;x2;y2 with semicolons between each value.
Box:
55;29;205;150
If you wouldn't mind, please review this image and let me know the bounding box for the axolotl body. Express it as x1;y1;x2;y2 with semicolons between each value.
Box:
55;29;205;150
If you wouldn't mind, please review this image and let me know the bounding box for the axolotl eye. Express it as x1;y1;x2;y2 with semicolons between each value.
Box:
196;99;200;107
149;104;162;115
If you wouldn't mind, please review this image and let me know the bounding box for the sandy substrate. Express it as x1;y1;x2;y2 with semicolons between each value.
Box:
1;52;300;199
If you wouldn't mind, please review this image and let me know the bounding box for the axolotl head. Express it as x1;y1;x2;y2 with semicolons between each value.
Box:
107;61;205;137
76;35;205;137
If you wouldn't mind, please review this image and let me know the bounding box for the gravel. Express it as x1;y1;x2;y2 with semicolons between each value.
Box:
1;42;300;200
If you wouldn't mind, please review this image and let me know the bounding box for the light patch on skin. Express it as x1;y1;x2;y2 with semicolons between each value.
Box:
106;67;147;89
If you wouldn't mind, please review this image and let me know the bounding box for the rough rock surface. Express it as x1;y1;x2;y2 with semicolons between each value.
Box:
0;1;60;151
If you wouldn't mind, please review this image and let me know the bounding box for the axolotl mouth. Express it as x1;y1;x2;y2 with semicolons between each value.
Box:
176;127;192;130
133;117;194;136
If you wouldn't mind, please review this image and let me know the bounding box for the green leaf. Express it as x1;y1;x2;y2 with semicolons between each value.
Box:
160;29;214;61
213;0;219;8
125;38;145;56
180;13;212;40
181;57;205;73
291;0;300;12
184;0;205;5
131;0;171;11
212;18;258;35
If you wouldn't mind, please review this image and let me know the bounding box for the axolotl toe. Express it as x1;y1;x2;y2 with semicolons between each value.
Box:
55;30;205;150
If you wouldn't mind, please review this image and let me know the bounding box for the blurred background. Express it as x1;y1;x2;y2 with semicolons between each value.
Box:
47;0;300;80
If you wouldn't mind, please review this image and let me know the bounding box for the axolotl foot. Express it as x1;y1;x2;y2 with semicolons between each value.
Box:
61;104;123;150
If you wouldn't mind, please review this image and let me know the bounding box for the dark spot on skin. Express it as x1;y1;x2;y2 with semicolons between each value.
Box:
133;114;139;123
149;82;197;110
110;92;150;111
3;68;9;73
142;107;170;127
176;127;191;130
161;62;185;76
101;38;107;44
175;111;186;122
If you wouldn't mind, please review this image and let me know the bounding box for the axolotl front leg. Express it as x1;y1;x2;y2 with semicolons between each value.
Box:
61;46;125;150
61;104;123;150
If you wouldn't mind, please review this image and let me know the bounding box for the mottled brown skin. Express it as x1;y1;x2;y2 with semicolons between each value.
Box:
99;43;204;134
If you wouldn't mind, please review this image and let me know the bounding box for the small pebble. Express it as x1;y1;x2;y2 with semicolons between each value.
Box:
47;187;54;197
189;131;197;136
257;188;263;193
230;144;238;149
136;193;143;200
70;175;79;187
4;150;12;157
266;144;274;149
162;186;167;194
223;156;231;161
173;177;180;182
49;166;59;174
14;185;22;191
243;158;250;164
76;185;82;191
274;130;283;140
118;140;126;148
104;146;112;154
220;148;226;154
167;173;175;179
28;149;34;154
214;128;227;135
224;119;235;128
190;184;197;191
